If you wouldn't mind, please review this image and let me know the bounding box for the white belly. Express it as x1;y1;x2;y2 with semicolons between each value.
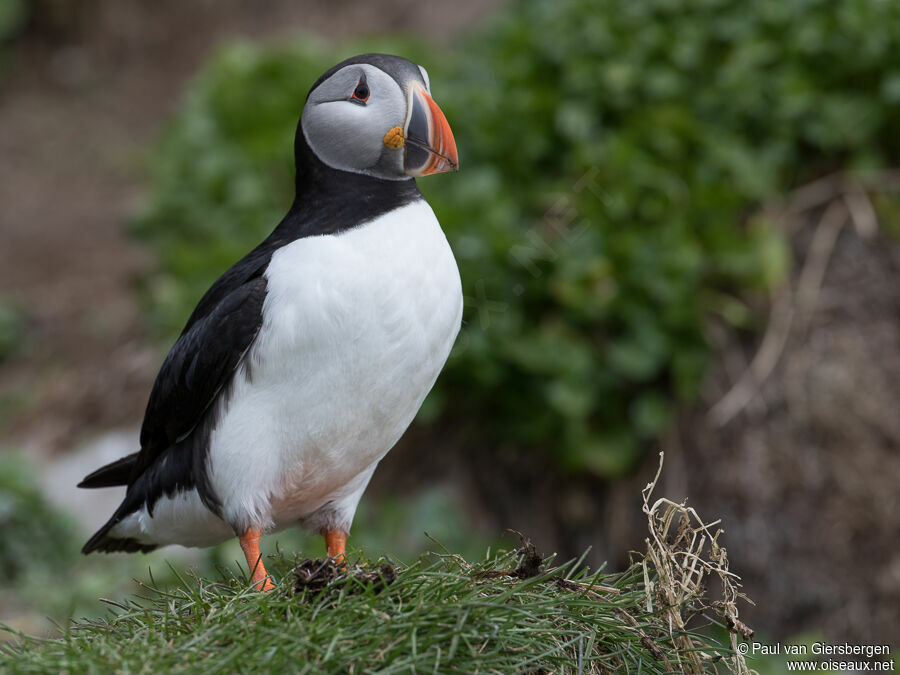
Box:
208;199;462;535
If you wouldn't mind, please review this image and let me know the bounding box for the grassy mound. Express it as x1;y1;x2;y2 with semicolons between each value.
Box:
1;551;736;673
2;461;752;673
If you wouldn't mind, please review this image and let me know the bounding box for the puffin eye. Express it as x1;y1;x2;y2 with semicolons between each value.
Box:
351;80;370;104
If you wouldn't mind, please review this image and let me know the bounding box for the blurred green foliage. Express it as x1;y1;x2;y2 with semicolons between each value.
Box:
0;453;126;630
0;454;78;581
134;0;900;476
0;0;23;72
0;0;23;42
0;300;24;364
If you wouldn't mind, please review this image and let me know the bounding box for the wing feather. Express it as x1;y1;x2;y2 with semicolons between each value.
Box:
135;274;267;473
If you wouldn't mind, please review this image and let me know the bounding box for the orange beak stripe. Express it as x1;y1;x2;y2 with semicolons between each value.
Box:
419;90;458;174
403;84;459;176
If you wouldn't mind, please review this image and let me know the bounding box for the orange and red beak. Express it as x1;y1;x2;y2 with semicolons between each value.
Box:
403;83;459;176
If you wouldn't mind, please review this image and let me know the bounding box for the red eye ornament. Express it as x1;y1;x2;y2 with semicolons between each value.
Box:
351;79;370;103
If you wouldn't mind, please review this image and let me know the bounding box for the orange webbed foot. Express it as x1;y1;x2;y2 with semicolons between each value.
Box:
324;529;347;563
239;528;275;592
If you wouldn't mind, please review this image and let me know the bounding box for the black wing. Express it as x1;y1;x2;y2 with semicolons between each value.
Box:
79;247;272;493
79;262;269;555
136;271;268;471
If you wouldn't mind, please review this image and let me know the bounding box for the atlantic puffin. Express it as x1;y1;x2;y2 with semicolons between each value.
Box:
79;54;462;591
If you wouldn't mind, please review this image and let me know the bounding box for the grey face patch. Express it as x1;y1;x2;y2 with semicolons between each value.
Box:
301;64;409;180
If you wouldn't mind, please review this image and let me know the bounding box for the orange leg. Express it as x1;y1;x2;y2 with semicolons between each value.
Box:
324;529;347;562
239;528;275;592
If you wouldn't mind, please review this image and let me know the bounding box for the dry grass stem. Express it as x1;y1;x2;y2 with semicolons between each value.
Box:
642;452;753;675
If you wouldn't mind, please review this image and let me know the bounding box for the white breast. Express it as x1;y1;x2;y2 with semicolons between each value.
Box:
208;199;462;536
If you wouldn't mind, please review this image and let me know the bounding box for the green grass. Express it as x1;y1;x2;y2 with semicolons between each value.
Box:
1;545;746;673
2;456;752;672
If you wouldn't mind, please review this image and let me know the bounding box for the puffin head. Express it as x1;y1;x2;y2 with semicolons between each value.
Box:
300;54;458;181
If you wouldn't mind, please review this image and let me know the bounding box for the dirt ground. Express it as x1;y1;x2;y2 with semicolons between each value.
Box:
680;190;900;644
0;0;502;454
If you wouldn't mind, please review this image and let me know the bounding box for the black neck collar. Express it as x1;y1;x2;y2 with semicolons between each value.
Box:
269;124;422;243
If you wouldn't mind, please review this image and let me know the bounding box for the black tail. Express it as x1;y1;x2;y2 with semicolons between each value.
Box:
82;523;157;554
77;451;140;488
79;451;159;554
81;499;158;555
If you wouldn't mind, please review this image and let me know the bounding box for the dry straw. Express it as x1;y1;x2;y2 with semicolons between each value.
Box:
642;451;754;675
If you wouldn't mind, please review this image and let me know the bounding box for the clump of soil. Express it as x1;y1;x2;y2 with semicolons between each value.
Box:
476;530;545;580
510;530;544;579
292;558;397;596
